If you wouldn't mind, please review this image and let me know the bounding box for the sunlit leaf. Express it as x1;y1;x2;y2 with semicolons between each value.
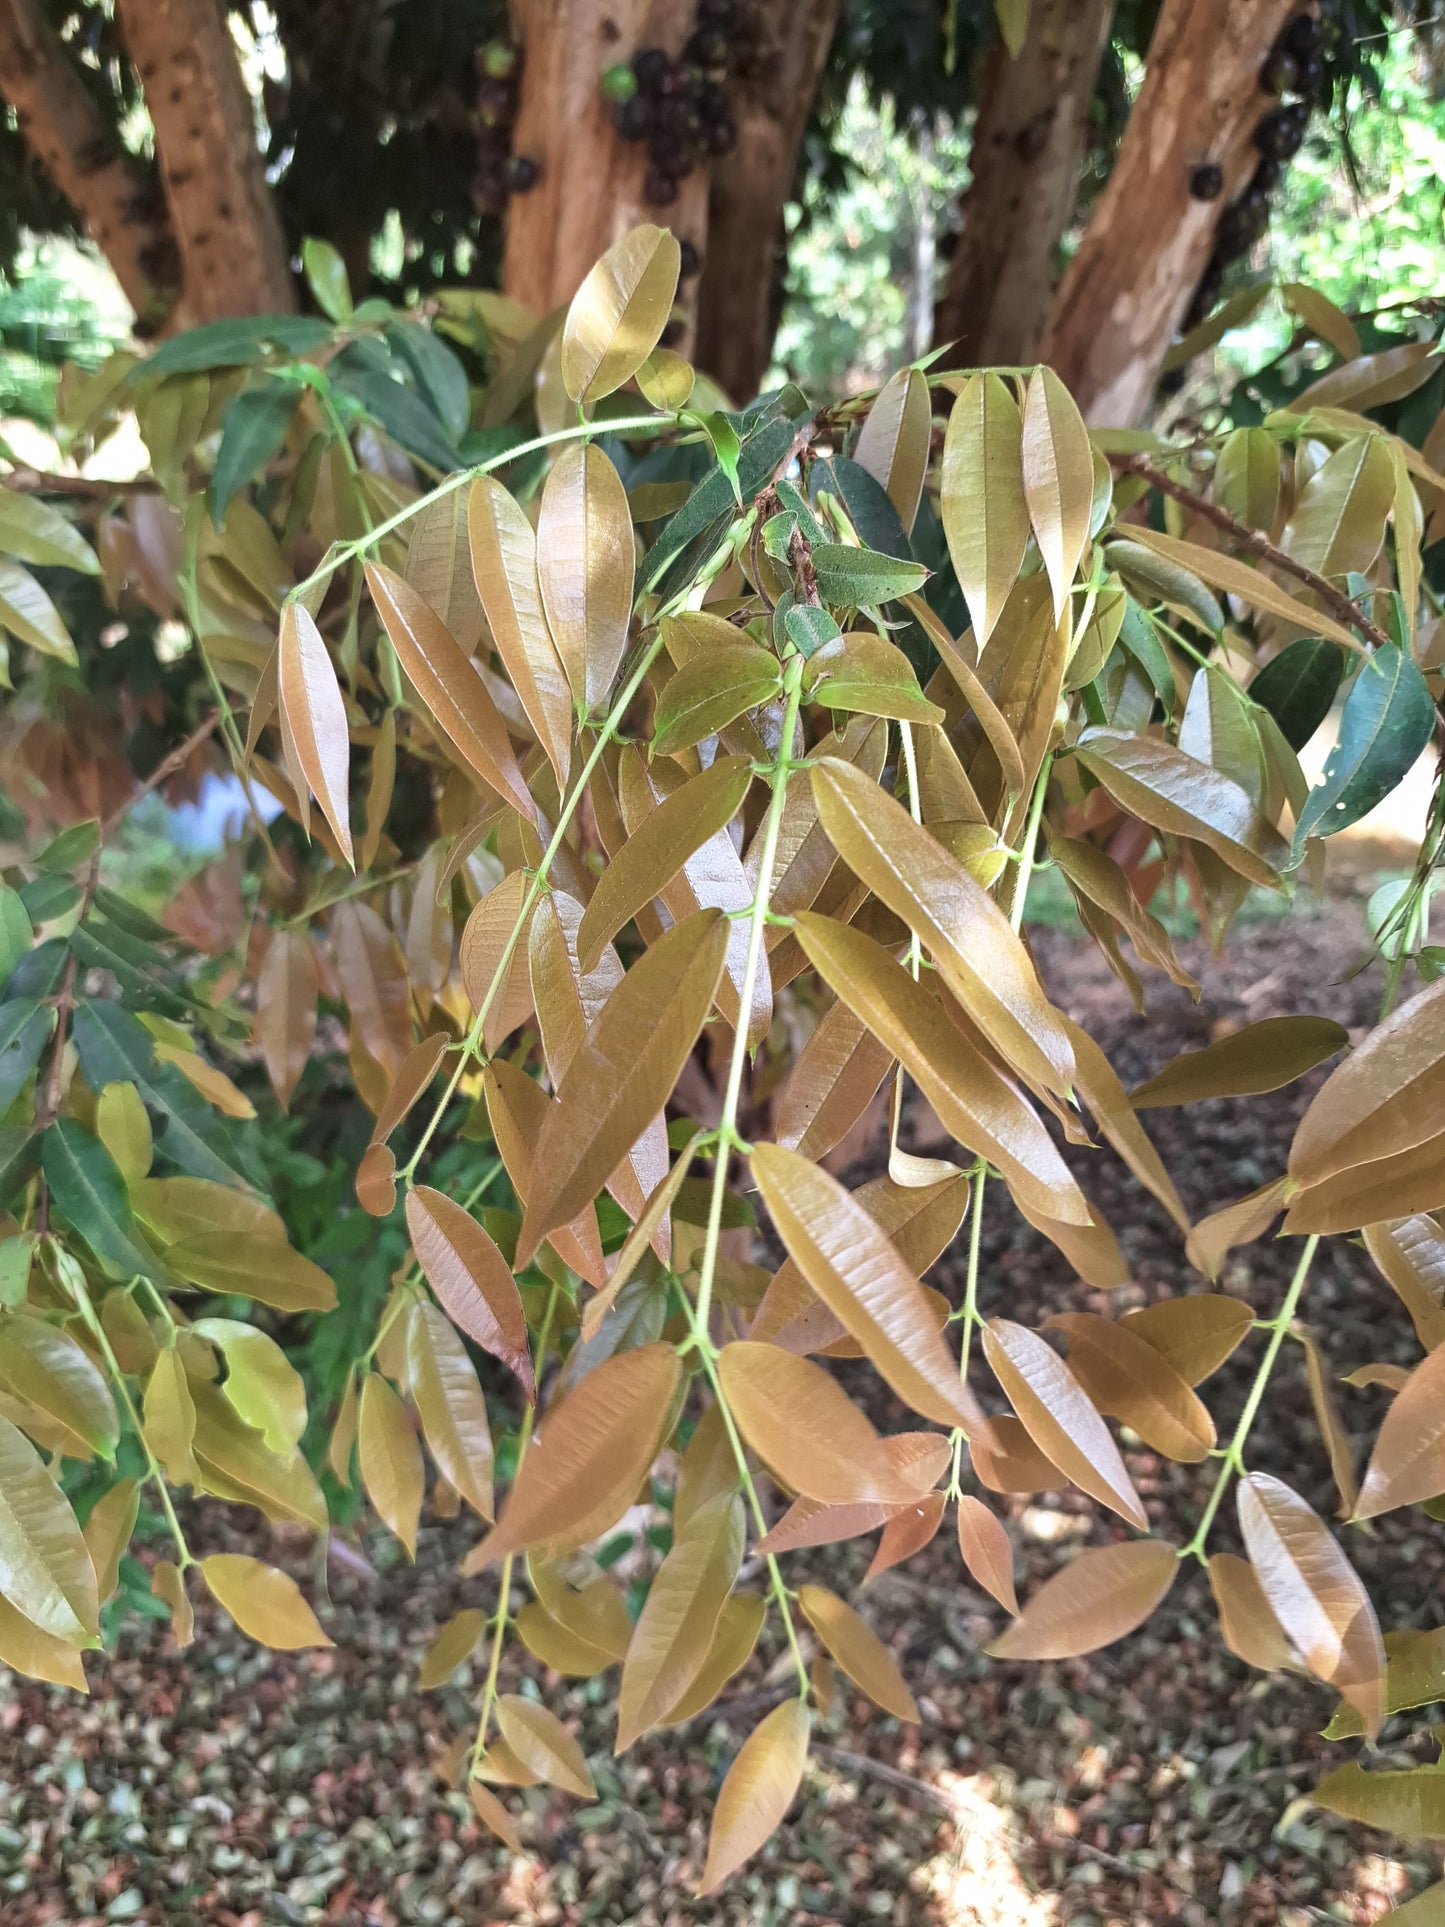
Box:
941;372;1028;646
201;1552;331;1650
699;1697;809;1893
797;1583;917;1720
988;1540;1176;1659
561;225;680;406
406;1186;532;1397
358;1372;424;1558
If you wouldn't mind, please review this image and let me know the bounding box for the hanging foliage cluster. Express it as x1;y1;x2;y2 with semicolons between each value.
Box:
0;226;1443;1890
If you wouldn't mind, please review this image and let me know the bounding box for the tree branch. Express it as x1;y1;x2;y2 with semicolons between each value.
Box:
0;0;178;330
1112;451;1394;652
1;466;161;500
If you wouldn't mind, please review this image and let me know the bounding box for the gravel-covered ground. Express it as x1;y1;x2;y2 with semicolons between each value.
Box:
2;891;1442;1926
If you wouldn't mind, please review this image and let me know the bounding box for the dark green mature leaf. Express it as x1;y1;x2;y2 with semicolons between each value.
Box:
332;346;464;473
210;377;300;521
71;1002;257;1190
41;1119;167;1282
142;315;333;376
1294;644;1436;851
809;545;928;608
0;1002;53;1111
1115;601;1177;718
1248;638;1346;751
385;321;470;439
809;453;914;562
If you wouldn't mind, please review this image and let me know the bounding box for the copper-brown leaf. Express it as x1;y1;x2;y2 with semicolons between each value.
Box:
797;1583;918;1721
406;1186;532;1397
955;1495;1018;1613
358;1373;423;1558
1207;1551;1299;1673
277;602;354;865
987;1539;1176;1659
255;928;318;1112
1044;1313;1215;1462
1355;1344;1445;1519
982;1320;1147;1528
536;441;634;712
468;475;572;789
616;1491;743;1749
1131;1016;1349;1109
1120;1295;1254;1385
1290;979;1445;1191
699;1697;809;1894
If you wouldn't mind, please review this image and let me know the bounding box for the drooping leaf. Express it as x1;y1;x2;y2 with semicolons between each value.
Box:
1355;1345;1445;1519
1294;644;1436;850
797;1583;918;1721
1049;835;1199;999
1184;1177;1289;1281
1043;1313;1214;1462
1021;365;1094;619
366;559;535;819
41;1120;165;1285
1248;637;1346;752
1207;1551;1299;1672
496;1694;596;1798
1130;1016;1349;1109
1075;729;1288;890
419;1608;485;1688
940;372;1029;647
865;1490;946;1581
1236;1471;1384;1737
82;1479;138;1604
853;367;931;532
468;475;572;788
578;756;752;971
0;1319;119;1460
332;899;413;1080
0;560;77;662
616;1491;743;1749
955;1496;1018;1613
982;1319;1147;1528
537;441;634;712
651;641;782;758
211;377;300;520
0;491;100;573
0;1411;98;1642
142;1348;198;1486
773;997;894;1165
405;484;483;653
969;1414;1064;1496
699;1697;810;1894
1312;1763;1445;1841
515;911;728;1269
201;1552;331;1650
1213;426;1282;532
987;1540;1177;1659
459;870;537;1054
750;1144;991;1436
406;1186;532;1397
0;1591;87;1690
1289;978;1445;1191
810;758;1076;1099
1119;1295;1254;1385
560;225;680;406
1362;1217;1445;1353
661;1592;767;1726
465;1345;681;1570
1118;526;1362;652
483;1059;606;1287
717;1343;936;1506
406;1300;495;1520
358;1372;424;1558
468;1779;523;1851
255;928;318;1111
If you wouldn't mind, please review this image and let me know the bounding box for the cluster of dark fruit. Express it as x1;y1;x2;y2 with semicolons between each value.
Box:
600;0;748;208
1177;10;1327;336
471;41;539;216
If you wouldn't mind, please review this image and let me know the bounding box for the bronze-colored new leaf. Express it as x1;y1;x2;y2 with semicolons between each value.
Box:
406;1186;532;1397
407;1300;495;1520
468;475;572;789
988;1539;1176;1659
699;1696;810;1894
1120;1295;1254;1385
1236;1471;1384;1737
1130;1016;1349;1109
516;910;728;1269
201;1552;331;1650
616;1491;744;1749
955;1495;1018;1613
358;1372;424;1558
1355;1345;1445;1519
1021;365;1094;619
537;441;634;711
797;1583;918;1720
496;1695;596;1799
1044;1314;1215;1462
1207;1551;1298;1673
465;1344;680;1569
941;372;1029;646
256;928;318;1111
560;224;680;406
982;1320;1147;1528
1290;978;1445;1191
277;602;354;866
751;1143;993;1438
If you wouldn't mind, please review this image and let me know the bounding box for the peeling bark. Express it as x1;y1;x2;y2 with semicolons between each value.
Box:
934;0;1113;370
1039;0;1296;426
692;0;838;403
114;0;295;323
0;0;179;329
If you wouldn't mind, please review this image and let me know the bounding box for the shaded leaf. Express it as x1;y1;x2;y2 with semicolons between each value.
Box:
699;1697;809;1894
1044;1313;1214;1462
469;475;572;788
1312;1762;1445;1841
1118;526;1361;652
201;1552;331;1649
407;1300;495;1520
1355;1345;1445;1518
797;1583;917;1720
358;1373;423;1558
537;441;634;712
1131;1016;1348;1108
617;1491;743;1749
1249;637;1345;752
256;928;318;1111
1208;1551;1299;1673
496;1695;595;1798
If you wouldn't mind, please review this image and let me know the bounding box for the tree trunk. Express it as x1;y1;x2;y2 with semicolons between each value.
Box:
502;0;707;330
933;0;1113;369
0;0;179;330
692;0;838;403
1040;0;1296;425
114;0;295;323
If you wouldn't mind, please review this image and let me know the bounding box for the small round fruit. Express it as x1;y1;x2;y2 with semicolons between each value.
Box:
678;238;702;278
643;166;680;205
703;112;737;156
601;62;638;103
1250;155;1281;193
1189;161;1224;201
617;94;655;140
1259;48;1297;95
1281;12;1322;58
632;46;672;93
1158;367;1187;397
684;27;730;70
505;155;539;193
481;41;516;79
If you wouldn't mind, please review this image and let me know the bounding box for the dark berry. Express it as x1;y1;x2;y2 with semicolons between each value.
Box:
1281;12;1322;58
1295;52;1324;94
694;78;729;124
703;112;737;156
650;135;696;179
601;62;637;103
659;318;684;349
477;75;516;124
937;228;959;260
617;94;654;140
678;238;702;278
643;166;680;205
697;0;737;23
1158;368;1187;397
632;46;671;93
1250;155;1282;193
1254;109;1303;160
505;154;539;192
481;40;516;80
683;27;730;71
1280;98;1310;130
1259;49;1297;96
1189;161;1224;201
1216;190;1268;260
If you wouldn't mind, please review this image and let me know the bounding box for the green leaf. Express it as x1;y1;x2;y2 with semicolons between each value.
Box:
1294;644;1435;852
695;411;742;505
71;1002;257;1191
40;1119;168;1283
0;1001;54;1111
809;544;928;609
809;453;914;563
1247;637;1345;751
0;492;100;574
331;348;463;472
210;377;300;521
652;642;781;758
36;820;100;874
385;321;470;440
0;888;33;983
784;605;842;659
0;1411;99;1641
142;315;333;376
1115;601;1177;718
302;237;353;321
